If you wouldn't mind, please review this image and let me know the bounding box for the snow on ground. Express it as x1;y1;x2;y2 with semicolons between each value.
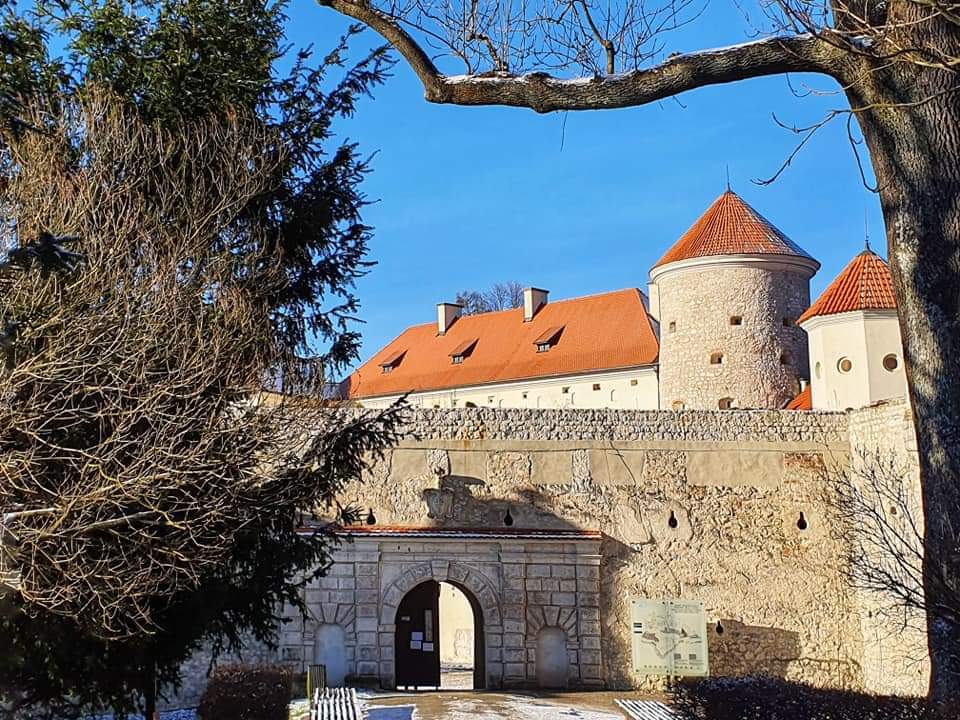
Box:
90;710;197;720
94;689;629;719
358;690;626;720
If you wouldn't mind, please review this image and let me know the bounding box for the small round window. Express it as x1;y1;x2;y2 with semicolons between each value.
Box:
883;354;899;372
814;361;822;379
837;357;853;373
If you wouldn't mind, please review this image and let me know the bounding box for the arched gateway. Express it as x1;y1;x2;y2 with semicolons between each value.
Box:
284;527;603;690
392;578;486;689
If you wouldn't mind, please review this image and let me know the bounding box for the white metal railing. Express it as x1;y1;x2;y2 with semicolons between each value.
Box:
615;699;679;720
310;687;363;720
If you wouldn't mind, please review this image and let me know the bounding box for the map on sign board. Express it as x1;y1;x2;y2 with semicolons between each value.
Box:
630;598;709;677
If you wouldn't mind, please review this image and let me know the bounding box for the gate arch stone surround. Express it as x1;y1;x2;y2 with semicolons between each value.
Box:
283;528;603;690
380;559;503;688
380;559;502;625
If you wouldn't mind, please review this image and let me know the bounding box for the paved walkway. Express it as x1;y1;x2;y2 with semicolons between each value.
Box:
359;689;635;720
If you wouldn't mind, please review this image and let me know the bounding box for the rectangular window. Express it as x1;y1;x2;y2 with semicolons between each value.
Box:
592;383;601;391
630;379;638;386
668;321;676;333
537;342;551;353
561;386;570;394
452;355;464;364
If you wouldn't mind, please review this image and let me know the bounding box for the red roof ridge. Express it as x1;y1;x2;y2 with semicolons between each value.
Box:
798;249;897;324
386;288;647;333
654;190;817;270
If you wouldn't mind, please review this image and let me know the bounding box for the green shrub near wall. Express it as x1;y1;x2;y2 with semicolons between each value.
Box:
197;664;292;720
670;677;934;720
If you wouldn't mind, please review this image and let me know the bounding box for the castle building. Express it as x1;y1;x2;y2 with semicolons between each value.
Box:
342;191;907;415
173;195;926;706
798;248;906;410
649;191;818;410
341;287;661;410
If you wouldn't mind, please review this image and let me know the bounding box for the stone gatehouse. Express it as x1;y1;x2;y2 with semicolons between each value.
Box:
278;529;602;689
267;403;928;698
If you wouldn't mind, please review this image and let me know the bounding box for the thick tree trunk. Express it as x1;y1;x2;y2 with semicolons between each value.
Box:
143;659;157;720
848;47;960;711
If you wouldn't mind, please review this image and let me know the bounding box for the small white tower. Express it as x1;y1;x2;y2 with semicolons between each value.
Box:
798;249;906;410
650;191;819;410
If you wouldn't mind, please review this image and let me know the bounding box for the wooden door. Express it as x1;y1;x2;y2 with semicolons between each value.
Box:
395;580;441;689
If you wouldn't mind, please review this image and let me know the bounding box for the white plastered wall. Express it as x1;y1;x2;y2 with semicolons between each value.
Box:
439;582;474;668
802;310;907;410
352;366;660;410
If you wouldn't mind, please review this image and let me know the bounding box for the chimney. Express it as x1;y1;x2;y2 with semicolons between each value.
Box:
523;287;549;322
437;302;462;335
799;378;809;391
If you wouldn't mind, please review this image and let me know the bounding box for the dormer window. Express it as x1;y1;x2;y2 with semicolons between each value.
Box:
378;349;406;374
533;325;564;353
449;338;478;365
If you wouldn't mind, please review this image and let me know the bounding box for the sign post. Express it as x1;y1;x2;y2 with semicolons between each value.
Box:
630;598;709;677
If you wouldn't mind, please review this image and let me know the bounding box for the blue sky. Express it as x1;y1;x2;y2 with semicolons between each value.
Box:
287;0;883;373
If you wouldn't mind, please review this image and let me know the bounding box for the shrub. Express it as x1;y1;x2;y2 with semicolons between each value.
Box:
669;676;935;720
197;663;292;720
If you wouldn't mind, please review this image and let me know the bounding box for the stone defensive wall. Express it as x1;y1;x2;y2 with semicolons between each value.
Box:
171;404;928;706
269;405;926;695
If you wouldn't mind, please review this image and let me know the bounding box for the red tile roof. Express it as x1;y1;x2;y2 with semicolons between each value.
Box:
654;191;816;268
343;288;659;399
798;250;897;324
785;385;812;410
325;526;603;540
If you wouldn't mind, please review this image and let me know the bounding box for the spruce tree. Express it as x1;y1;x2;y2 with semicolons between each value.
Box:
0;2;397;716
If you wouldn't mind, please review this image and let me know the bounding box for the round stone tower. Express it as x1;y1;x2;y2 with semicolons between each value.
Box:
649;190;819;410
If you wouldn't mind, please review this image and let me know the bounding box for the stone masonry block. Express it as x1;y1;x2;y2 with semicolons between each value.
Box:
503;648;525;663
357;662;378;676
503;564;524;578
504;663;526;678
577;592;599;607
576;565;599;580
504;633;524;648
356;631;378;646
503;620;524;634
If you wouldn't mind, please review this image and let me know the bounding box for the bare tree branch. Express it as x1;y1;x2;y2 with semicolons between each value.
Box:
316;5;845;112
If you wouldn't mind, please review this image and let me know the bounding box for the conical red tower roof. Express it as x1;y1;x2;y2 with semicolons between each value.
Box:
654;191;816;268
798;249;897;324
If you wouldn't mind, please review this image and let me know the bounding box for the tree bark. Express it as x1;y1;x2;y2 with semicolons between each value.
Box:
844;38;960;709
143;658;157;720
